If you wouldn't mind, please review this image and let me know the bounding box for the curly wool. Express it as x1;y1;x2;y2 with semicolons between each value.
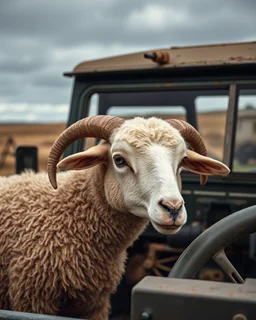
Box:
111;117;183;150
0;167;148;319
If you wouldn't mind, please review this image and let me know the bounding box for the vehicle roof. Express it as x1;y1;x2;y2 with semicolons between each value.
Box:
64;41;256;77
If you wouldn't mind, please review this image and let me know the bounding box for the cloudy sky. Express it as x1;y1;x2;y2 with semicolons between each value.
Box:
0;0;255;123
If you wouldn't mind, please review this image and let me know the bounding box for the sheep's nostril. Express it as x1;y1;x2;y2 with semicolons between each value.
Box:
172;209;180;221
159;202;171;214
159;200;183;221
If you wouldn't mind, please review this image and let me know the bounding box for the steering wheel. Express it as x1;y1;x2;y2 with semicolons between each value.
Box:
168;205;256;282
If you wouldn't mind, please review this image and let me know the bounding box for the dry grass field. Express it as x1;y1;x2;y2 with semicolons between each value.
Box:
0;123;65;176
0;112;227;176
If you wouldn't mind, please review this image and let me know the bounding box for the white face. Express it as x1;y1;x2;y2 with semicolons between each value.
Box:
107;140;187;235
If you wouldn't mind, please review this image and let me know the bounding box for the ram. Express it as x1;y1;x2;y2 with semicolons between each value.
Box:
0;116;229;320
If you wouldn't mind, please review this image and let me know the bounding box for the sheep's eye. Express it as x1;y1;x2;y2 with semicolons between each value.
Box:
181;156;188;165
113;155;127;168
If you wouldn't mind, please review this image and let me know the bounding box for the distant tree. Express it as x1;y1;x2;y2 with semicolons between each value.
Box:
245;104;255;110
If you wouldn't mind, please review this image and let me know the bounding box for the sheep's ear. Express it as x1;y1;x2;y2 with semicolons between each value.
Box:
57;144;109;171
182;150;230;176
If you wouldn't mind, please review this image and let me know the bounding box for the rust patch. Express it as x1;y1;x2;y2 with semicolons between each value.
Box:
144;51;169;65
228;56;256;62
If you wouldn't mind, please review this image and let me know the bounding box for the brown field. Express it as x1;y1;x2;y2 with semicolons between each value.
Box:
0;123;65;176
0;112;226;176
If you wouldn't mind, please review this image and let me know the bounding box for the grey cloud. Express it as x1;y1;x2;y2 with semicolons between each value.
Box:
0;0;255;107
32;73;69;89
0;57;47;73
8;85;71;105
1;0;255;47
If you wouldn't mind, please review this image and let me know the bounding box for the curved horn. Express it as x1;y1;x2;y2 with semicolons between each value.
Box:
48;115;125;189
165;119;208;185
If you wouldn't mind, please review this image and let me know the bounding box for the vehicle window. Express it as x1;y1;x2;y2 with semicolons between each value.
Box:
88;93;99;117
107;106;186;120
87;90;229;162
84;94;100;149
233;89;256;172
195;95;229;161
0;104;68;176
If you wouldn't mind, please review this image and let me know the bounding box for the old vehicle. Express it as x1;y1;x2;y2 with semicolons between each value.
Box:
1;41;256;319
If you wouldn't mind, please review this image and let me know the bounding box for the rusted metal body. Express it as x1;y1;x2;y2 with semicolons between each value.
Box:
64;41;256;76
131;277;256;320
61;40;256;318
0;311;80;320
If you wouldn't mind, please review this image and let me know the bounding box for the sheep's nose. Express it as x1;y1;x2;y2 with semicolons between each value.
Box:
159;200;183;221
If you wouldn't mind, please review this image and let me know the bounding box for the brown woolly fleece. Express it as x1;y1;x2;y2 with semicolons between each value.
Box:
0;166;148;320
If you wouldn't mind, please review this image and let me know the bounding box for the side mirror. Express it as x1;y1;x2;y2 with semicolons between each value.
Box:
15;146;38;174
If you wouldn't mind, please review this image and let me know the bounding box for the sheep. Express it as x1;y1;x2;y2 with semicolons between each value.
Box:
0;116;230;320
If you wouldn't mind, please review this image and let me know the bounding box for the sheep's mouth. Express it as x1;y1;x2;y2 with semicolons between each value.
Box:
152;221;181;230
